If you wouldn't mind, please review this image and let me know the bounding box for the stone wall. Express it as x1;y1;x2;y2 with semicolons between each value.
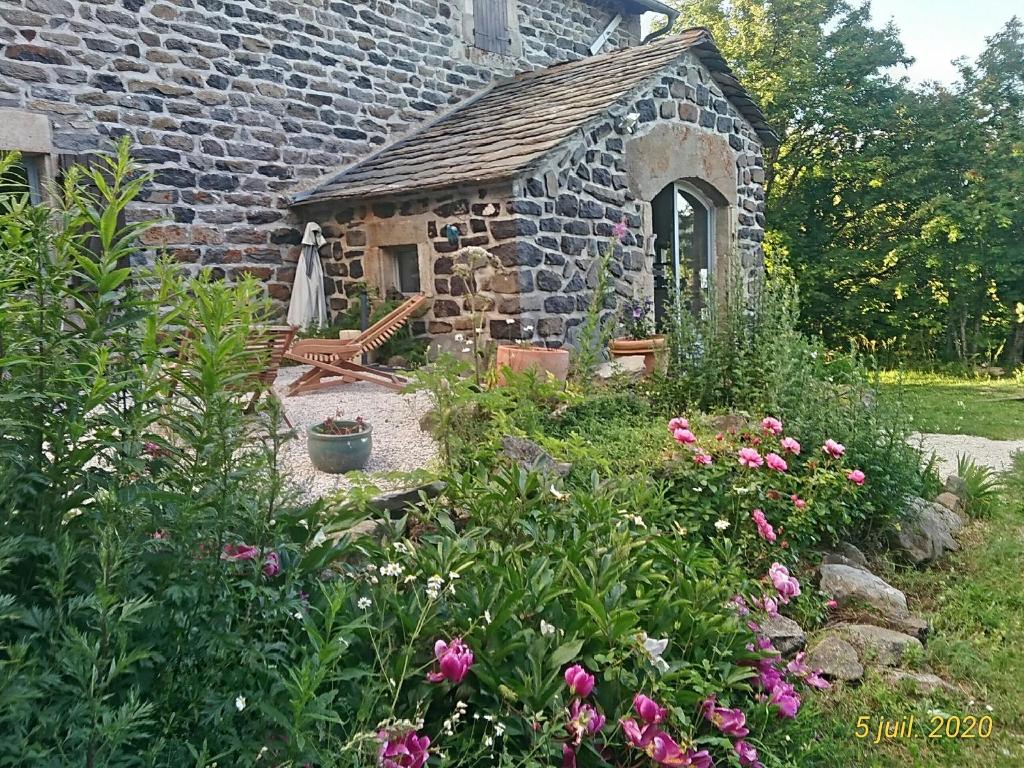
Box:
310;50;766;348
0;0;640;307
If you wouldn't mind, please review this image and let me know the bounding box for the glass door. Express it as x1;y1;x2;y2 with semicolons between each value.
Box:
652;182;715;327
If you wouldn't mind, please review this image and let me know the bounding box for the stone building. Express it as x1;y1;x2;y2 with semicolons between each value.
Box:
0;0;776;347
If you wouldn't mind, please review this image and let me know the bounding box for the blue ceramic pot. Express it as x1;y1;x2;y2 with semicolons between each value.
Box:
307;421;372;474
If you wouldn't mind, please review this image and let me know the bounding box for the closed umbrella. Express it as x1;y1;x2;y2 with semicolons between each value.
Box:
287;221;328;330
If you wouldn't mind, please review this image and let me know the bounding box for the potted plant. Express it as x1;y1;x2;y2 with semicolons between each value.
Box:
609;296;666;375
495;322;570;383
307;414;372;473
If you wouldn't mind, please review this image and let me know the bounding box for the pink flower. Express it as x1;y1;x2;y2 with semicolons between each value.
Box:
668;417;690;433
152;529;168;540
673;428;697;445
378;730;430;768
765;452;788;472
700;696;749;737
822;439;846;458
759;595;779;616
847;469;866;485
633;693;667;724
621;720;711;767
730;594;749;616
780;436;801;455
566;699;605;746
693;452;713;465
787;652;831;690
790;494;807;509
826;599;838;609
426;637;473;684
738;447;763;468
564;664;595;698
613;220;629;241
562;743;577;768
262;551;281;578
761;417;783;436
769;681;801;718
734;740;764;768
768;562;801;603
221;544;260;562
751;509;777;543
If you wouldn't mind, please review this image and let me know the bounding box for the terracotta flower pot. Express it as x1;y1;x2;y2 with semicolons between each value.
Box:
495;344;570;384
608;335;667;376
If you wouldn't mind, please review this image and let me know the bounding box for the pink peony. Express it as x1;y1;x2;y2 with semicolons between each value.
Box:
761;417;783;436
668;417;690;433
768;562;801;603
790;494;807;509
822;439;846;458
738;447;763;468
769;681;801;718
564;664;595;698
378;730;430;768
562;744;577;768
693;452;713;465
847;469;866;485
780;436;801;455
673;428;697;445
700;696;749;737
826;599;838;609
734;740;764;768
222;544;260;562
633;693;667;724
751;509;777;543
730;594;749;616
426;637;473;684
787;652;831;690
566;699;605;745
621;719;711;767
765;452;788;472
262;551;281;578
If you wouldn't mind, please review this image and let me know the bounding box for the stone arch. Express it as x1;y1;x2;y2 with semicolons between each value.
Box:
622;123;737;205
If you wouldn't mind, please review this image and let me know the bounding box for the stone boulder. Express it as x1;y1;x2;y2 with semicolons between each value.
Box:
501;435;571;478
838;623;923;667
761;614;806;656
895;497;961;565
944;474;967;500
819;564;927;637
879;669;954;695
367;480;447;517
821;541;869;572
805;633;863;682
595;355;646;379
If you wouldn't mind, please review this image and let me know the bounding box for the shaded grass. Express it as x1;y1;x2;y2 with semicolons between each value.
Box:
797;454;1024;766
878;371;1024;440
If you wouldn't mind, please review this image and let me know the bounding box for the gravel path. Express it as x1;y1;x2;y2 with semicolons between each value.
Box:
274;366;437;501
913;432;1024;477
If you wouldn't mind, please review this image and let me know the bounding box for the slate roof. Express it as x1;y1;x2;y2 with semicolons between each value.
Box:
292;29;777;206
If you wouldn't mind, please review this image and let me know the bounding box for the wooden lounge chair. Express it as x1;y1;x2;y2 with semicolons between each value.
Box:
244;325;298;427
284;293;427;396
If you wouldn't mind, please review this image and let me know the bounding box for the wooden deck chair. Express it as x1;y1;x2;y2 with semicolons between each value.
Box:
243;325;298;427
284;293;427;396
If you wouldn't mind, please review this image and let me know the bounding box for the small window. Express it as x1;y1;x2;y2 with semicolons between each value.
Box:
473;0;512;54
0;152;46;204
386;245;421;294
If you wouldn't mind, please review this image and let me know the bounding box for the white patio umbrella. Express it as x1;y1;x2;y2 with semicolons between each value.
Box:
287;221;328;330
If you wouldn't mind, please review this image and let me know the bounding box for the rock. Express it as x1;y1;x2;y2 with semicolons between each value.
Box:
821;549;868;572
806;634;863;681
944;474;967;500
595;355;645;379
835;541;869;568
838;623;924;667
418;410;439;433
386;355;410;369
819;564;928;637
501;435;571;478
761;614;806;656
879;669;954;695
895;497;960;564
934;491;965;516
366;480;447;517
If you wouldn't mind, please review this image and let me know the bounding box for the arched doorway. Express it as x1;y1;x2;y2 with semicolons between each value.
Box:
651;181;716;327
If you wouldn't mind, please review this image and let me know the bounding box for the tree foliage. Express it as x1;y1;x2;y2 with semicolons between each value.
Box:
671;2;1024;365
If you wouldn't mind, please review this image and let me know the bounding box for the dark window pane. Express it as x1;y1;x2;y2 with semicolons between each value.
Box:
388;245;421;294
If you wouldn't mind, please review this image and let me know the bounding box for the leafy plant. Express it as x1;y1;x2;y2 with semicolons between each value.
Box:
954;454;1001;517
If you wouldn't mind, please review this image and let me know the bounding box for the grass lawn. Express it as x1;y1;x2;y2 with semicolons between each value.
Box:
801;456;1024;767
879;371;1024;440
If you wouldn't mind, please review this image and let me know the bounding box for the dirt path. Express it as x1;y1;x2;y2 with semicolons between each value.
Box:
913;432;1024;477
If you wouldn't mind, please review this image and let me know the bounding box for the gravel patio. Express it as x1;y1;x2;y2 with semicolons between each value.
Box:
274;365;437;501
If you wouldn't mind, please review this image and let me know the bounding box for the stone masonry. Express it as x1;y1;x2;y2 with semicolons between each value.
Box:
0;0;640;306
304;49;766;348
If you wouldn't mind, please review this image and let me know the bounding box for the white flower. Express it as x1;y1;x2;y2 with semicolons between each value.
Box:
426;574;444;600
448;570;461;581
403;574;416;584
483;609;492;624
293;610;303;620
357;597;372;610
550;484;567;500
256;746;269;761
494;721;506;737
380;562;403;578
639;632;670;673
714;519;731;532
454;333;464;341
540;620;557;636
235;695;247;712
